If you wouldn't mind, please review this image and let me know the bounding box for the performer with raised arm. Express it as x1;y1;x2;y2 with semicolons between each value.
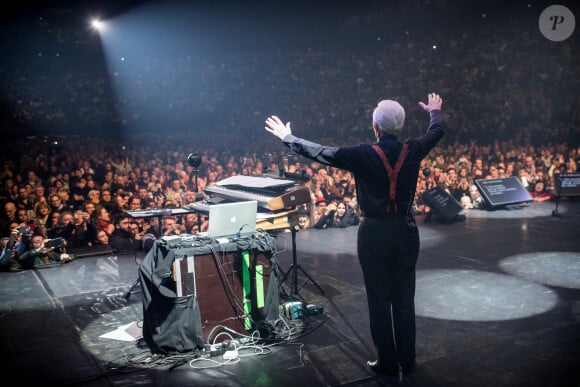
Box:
265;93;444;379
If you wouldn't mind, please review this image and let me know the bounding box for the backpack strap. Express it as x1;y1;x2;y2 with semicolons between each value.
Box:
371;143;409;213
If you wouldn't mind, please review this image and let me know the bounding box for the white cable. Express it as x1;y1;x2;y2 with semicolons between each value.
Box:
212;331;235;345
189;356;241;369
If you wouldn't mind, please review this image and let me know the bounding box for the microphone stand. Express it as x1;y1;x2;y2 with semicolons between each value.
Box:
193;167;202;231
187;153;203;232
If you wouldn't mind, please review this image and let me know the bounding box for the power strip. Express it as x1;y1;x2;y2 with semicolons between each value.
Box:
205;336;252;358
232;337;251;346
209;343;222;351
204;343;225;357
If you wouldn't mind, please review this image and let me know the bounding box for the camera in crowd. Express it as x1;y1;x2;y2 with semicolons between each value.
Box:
17;226;31;234
45;237;64;249
151;191;165;199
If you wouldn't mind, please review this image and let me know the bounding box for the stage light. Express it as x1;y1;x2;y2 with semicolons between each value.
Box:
91;19;105;32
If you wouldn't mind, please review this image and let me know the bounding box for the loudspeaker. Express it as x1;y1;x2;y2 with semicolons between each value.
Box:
422;187;464;223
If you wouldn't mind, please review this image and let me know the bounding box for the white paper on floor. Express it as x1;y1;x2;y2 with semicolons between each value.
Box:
99;321;143;341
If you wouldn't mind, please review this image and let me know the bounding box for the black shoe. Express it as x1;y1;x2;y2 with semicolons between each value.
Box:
366;360;400;377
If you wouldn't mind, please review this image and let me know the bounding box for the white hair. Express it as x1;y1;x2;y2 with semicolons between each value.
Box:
372;100;405;135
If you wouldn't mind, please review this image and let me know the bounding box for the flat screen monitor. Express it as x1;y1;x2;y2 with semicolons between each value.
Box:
554;173;580;197
421;187;463;222
474;177;533;209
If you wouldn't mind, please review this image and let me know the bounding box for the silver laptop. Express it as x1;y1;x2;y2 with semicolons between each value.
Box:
207;200;257;238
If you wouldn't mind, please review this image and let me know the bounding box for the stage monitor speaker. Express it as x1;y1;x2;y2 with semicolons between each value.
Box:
421;187;463;223
554;173;580;197
474;177;532;210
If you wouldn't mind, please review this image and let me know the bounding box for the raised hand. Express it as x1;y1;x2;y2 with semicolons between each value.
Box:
418;93;443;112
265;115;292;140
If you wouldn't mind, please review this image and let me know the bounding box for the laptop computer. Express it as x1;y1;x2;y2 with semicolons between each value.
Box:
207;200;258;238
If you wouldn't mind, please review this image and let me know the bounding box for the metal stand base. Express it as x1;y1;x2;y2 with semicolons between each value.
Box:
552;196;562;217
280;225;324;299
124;277;141;300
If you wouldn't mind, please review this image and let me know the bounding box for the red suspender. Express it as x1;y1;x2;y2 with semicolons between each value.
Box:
371;143;409;213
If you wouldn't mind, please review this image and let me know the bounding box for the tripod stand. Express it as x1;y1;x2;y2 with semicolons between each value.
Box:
124;277;141;299
122;250;143;300
280;223;324;299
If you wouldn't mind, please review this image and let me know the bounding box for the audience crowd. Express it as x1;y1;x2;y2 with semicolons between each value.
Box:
0;131;577;272
0;2;578;271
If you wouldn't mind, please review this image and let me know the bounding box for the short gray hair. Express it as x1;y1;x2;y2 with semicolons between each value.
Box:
372;100;405;135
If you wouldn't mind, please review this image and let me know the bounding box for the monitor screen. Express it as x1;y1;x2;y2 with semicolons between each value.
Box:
554;173;580;197
421;187;463;221
474;177;533;209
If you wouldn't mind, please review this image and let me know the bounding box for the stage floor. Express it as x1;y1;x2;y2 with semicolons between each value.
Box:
1;200;579;387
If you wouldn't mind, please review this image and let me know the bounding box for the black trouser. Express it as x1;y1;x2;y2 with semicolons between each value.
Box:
357;216;419;372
